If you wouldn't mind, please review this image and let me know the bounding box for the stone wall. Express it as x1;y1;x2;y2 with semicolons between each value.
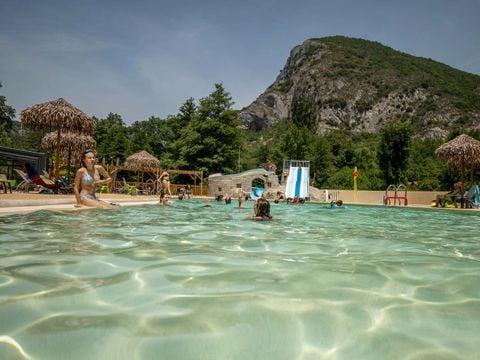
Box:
208;169;280;197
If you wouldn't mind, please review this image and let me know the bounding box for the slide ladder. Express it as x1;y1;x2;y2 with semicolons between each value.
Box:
384;184;408;206
285;164;310;199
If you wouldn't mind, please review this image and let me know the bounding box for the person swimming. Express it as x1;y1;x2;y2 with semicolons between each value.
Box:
247;198;272;220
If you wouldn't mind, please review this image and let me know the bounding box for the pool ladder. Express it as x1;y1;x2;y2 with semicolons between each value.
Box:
384;184;408;206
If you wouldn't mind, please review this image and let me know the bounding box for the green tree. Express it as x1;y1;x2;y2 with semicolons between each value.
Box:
94;113;131;164
407;138;445;190
175;84;242;174
0;123;13;147
165;98;198;167
280;123;312;160
309;135;331;187
0;81;16;131
377;122;412;186
129;116;173;157
280;94;317;162
128;122;152;154
8;121;44;152
170;97;196;138
291;93;317;132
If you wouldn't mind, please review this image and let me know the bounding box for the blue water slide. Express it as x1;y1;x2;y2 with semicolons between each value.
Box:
250;187;264;199
285;166;309;198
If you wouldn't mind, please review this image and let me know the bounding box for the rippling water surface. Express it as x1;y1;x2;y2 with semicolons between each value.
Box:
1;201;479;359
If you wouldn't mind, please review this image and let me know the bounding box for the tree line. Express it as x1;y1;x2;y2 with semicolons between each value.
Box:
1;81;477;191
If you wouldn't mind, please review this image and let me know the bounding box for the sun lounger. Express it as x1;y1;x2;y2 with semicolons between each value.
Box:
0;174;13;193
14;168;36;192
24;163;71;193
25;163;57;190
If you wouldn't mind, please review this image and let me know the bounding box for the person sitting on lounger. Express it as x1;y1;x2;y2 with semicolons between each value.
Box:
74;149;113;208
435;182;462;208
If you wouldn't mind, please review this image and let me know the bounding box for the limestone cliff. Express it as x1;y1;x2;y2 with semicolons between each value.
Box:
240;36;480;139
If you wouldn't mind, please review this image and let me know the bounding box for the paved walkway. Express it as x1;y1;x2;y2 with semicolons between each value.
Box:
0;193;159;216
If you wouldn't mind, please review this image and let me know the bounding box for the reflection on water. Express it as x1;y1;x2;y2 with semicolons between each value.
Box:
1;201;479;359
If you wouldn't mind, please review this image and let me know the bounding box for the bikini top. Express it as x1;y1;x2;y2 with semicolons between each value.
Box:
82;170;97;186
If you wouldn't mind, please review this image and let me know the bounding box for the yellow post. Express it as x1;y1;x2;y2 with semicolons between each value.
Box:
353;167;359;202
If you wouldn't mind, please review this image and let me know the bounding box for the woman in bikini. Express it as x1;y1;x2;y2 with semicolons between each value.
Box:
74;150;113;208
158;171;172;196
184;184;193;199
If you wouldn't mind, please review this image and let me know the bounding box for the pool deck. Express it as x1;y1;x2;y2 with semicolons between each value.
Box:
0;193;159;216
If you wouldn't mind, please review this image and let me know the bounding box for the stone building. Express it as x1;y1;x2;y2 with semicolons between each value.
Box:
208;168;280;197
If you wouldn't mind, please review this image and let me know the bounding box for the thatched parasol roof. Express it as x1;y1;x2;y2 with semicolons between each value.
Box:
125;150;160;170
435;134;480;202
20;98;95;134
21;98;95;178
42;131;96;161
435;134;480;168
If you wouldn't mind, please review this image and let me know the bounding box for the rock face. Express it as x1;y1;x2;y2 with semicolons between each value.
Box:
240;36;480;138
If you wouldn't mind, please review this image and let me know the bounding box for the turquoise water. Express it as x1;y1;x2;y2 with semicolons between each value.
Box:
0;201;479;359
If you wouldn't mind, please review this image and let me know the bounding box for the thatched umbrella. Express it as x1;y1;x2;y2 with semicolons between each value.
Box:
125;150;160;170
125;150;160;186
42;131;96;180
21;98;95;178
435;134;480;203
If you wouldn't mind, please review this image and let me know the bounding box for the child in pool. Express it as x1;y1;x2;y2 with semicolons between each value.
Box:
330;200;347;209
159;191;170;205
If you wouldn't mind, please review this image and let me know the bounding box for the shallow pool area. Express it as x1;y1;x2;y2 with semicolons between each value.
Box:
1;201;479;359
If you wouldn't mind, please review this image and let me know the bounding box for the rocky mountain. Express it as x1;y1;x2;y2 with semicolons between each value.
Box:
240;36;480;139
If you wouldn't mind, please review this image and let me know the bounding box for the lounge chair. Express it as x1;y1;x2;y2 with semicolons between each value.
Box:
14;168;36;192
122;177;138;195
464;184;480;209
0;174;13;193
25;163;57;190
24;163;71;193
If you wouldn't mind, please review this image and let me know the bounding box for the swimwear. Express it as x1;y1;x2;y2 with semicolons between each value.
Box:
82;170;95;186
80;194;98;201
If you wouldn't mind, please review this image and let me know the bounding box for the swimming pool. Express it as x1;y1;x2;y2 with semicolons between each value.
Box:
0;201;479;359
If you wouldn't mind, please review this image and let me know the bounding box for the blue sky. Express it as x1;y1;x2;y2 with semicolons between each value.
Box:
1;0;479;124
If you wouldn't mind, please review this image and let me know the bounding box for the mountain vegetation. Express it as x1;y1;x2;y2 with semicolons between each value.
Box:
1;37;480;191
240;36;480;138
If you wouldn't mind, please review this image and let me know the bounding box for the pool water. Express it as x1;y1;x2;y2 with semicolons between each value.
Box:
0;201;479;359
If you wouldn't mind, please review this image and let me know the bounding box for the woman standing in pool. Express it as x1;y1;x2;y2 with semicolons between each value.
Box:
185;184;193;199
158;171;171;195
74;150;113;208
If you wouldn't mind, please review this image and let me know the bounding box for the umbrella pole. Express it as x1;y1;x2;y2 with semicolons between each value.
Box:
67;145;72;183
55;128;61;181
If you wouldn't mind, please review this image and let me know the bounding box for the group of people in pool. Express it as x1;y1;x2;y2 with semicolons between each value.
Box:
74;149;348;218
73;149;274;219
212;192;272;220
